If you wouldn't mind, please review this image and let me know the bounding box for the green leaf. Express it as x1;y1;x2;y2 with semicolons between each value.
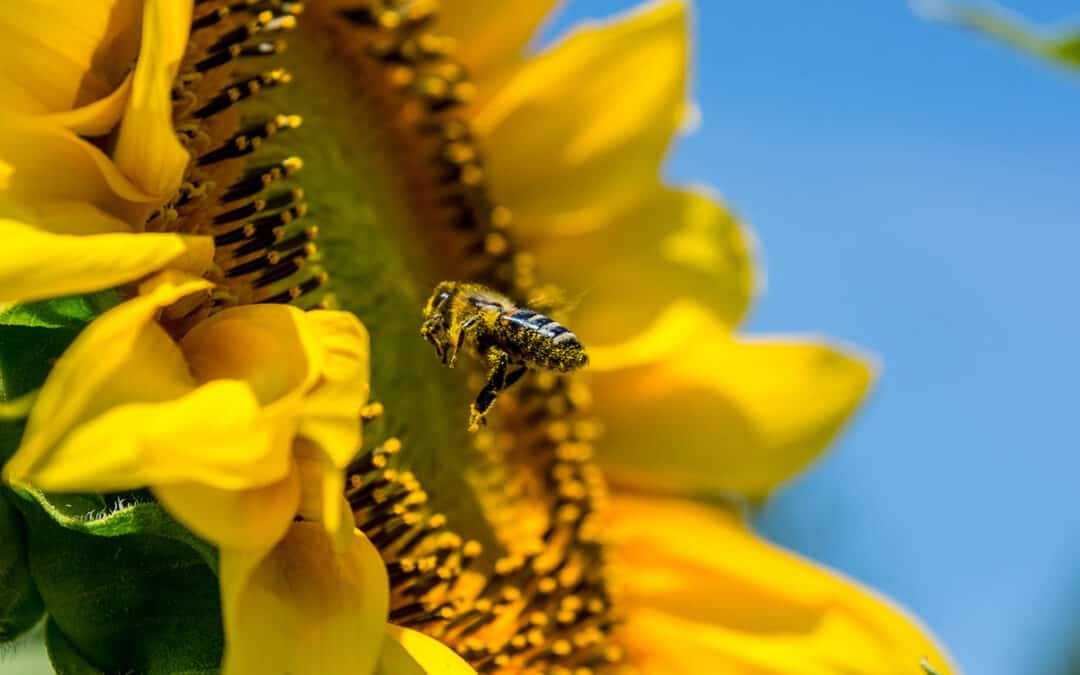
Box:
0;291;121;329
0;490;44;644
0;417;26;468
0;290;120;401
45;619;104;675
0;324;83;401
1049;33;1080;66
17;496;224;674
16;488;217;573
927;3;1080;72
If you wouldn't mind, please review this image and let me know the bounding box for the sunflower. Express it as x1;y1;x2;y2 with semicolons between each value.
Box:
0;1;956;674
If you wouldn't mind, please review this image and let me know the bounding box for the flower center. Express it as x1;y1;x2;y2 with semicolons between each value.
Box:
158;1;317;315
167;1;621;670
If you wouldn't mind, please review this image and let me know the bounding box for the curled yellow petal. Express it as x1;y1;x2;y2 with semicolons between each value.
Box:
113;0;192;198
3;272;210;486
0;116;162;225
473;1;688;239
16;380;280;493
608;495;955;675
293;441;352;546
220;524;389;675
376;626;478;675
299;310;372;468
180;304;325;406
532;187;757;344
0;0;141;118
155;470;301;552
0;214;206;304
590;303;875;498
42;76;134;137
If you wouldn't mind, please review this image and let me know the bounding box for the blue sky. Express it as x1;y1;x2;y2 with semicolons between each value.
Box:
545;2;1080;674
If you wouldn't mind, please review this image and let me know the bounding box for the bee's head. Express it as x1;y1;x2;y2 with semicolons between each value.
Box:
423;282;456;319
421;282;456;363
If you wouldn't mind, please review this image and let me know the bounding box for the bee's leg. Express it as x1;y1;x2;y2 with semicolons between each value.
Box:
421;319;447;363
433;339;446;364
468;348;510;432
505;366;528;389
449;316;479;369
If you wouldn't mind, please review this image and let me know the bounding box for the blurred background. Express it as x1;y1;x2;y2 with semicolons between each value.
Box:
543;1;1080;674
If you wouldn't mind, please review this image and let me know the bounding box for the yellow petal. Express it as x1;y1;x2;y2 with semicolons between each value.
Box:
376;626;477;675
181;304;325;406
299;310;371;468
608;495;956;675
589;303;875;498
3;273;210;485
473;1;688;239
532;187;757;344
294;439;352;546
42;75;134;137
220;524;389;675
0;116;161;225
155;469;301;552
113;0;192;198
0;0;140;116
13;200;130;235
14;380;286;493
0;215;206;304
435;0;558;80
20;300;336;493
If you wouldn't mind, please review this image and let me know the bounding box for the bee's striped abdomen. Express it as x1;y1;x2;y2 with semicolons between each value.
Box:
501;308;587;371
506;309;578;343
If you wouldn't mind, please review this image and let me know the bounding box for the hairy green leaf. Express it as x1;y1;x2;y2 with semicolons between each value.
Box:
17;497;223;674
16;489;217;572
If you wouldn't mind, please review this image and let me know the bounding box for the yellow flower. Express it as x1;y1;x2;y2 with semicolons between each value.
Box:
3;270;387;674
1;1;955;674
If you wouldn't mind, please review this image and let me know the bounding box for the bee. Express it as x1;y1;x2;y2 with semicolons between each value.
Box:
420;281;588;432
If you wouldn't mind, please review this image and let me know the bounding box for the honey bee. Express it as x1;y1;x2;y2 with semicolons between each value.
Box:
420;281;588;432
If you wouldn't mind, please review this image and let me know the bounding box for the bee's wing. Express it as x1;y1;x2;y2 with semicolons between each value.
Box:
525;285;587;317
